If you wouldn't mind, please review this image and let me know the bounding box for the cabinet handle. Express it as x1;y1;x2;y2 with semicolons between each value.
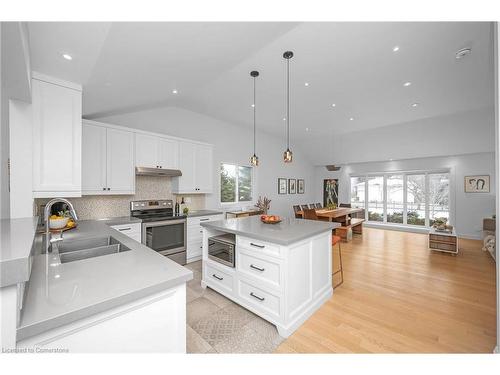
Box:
250;264;265;272
118;227;131;231
250;242;265;249
212;274;223;281
102;187;106;191
250;292;265;301
108;188;111;191
199;230;203;233
200;218;210;221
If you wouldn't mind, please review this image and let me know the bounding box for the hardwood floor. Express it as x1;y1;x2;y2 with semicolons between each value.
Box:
275;227;497;353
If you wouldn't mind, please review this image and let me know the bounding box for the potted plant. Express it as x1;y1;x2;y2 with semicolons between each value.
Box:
255;196;271;215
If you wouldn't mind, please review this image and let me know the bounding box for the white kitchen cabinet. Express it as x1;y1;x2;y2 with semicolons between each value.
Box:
82;121;135;195
32;73;82;198
186;214;223;262
17;284;186;353
110;223;142;243
135;133;178;169
172;141;213;194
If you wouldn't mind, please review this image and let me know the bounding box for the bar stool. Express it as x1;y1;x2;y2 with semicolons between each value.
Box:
332;235;343;288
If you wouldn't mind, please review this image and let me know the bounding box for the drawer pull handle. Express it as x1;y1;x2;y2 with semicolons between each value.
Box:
250;264;265;272
118;227;132;231
200;230;203;233
250;242;265;249
200;218;210;221
212;274;223;281
250;292;265;301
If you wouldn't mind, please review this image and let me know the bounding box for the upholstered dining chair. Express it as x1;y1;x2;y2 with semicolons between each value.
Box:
339;203;352;208
315;203;322;208
292;205;302;218
300;204;310;211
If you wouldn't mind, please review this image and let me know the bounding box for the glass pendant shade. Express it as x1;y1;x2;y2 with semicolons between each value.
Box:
250;154;259;166
283;148;293;163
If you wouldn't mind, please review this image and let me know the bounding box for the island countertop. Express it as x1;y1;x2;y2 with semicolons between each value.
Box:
201;216;340;245
17;219;193;342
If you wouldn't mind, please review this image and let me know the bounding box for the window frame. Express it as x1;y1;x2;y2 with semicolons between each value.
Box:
219;162;255;206
350;168;452;228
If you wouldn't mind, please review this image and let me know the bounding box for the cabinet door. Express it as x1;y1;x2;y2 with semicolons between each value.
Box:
32;78;82;196
176;141;196;192
158;138;179;169
106;128;135;194
82;123;107;194
135;133;159;168
194;144;213;193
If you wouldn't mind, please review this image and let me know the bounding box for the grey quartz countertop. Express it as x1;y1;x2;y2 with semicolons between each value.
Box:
17;219;192;342
186;210;223;218
201;216;340;246
94;216;143;225
0;217;39;287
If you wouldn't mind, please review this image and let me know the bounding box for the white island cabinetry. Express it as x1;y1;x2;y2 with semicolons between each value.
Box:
186;214;224;263
201;217;336;338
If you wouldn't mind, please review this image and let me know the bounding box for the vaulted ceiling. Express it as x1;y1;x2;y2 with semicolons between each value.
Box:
27;22;494;152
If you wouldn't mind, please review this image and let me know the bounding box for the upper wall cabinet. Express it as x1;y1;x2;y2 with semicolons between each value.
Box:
32;73;82;198
82;121;135;195
172;141;213;194
136;134;178;170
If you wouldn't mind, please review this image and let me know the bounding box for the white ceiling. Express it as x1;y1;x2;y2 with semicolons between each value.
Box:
27;22;494;141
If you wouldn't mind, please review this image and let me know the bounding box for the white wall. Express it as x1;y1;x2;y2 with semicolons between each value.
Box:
97;106;316;218
314;152;495;239
324;108;495;165
9;99;33;218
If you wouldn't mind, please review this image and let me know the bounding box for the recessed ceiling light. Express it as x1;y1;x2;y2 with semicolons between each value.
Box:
283;117;286;121
403;82;411;87
389;158;394;161
349;117;354;121
393;46;400;52
62;54;72;60
305;127;310;131
251;104;255;108
331;103;336;108
411;103;419;107
172;89;178;94
304;82;309;86
455;47;472;59
54;274;61;279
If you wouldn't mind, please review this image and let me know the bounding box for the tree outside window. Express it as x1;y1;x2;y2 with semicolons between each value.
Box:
221;163;253;203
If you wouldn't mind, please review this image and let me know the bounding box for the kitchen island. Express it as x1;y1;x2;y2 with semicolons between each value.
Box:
200;216;339;337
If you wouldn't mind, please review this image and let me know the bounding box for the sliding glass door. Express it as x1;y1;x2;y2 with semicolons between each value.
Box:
386;175;404;223
351;170;451;228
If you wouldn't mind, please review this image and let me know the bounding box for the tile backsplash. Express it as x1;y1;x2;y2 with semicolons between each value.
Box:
35;176;205;220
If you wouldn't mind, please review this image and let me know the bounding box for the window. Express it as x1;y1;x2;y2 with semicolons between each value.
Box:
351;170;450;228
386;175;403;223
220;163;253;203
367;176;384;222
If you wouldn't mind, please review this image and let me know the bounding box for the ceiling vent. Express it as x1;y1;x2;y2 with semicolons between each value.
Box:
325;165;341;172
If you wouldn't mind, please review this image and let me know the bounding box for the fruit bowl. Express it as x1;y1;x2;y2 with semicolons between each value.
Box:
260;215;282;224
49;217;69;229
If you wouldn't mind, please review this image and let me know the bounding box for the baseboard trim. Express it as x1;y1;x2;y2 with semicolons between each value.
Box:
363;222;482;240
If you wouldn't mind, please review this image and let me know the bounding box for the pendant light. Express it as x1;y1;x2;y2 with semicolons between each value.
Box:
250;71;259;166
283;51;293;163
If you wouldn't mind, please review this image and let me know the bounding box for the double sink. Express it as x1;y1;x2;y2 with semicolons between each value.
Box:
46;236;132;264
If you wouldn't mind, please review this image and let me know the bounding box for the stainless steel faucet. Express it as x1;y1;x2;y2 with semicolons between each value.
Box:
44;198;78;254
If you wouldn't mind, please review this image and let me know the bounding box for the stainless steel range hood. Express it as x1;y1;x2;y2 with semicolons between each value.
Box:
135;167;182;177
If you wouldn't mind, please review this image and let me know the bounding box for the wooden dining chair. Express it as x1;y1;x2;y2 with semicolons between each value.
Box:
300;204;310;211
339;203;351;208
302;208;319;220
332;235;343;288
292;205;302;218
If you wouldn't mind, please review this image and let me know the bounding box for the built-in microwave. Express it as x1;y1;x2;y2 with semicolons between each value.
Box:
208;233;236;268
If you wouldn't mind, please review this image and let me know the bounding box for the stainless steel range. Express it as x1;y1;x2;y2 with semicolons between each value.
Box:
130;199;187;265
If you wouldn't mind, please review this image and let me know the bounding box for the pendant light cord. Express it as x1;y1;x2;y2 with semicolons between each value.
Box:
286;56;290;149
253;75;256;155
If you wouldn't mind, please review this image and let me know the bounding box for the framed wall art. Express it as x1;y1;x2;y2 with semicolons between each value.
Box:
297;179;305;194
288;179;296;194
464;175;490;193
278;178;287;194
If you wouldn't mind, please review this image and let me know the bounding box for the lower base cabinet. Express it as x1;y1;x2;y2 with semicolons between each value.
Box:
17;284;186;353
187;214;223;263
110;223;142;243
201;232;333;338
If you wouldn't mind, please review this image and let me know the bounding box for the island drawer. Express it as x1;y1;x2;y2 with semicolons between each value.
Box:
237;236;281;258
204;263;234;293
237;278;281;319
237;250;282;289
